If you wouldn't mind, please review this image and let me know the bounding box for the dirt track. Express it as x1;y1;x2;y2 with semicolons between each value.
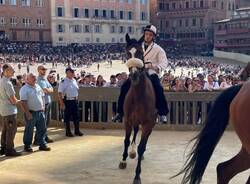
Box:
0;128;248;184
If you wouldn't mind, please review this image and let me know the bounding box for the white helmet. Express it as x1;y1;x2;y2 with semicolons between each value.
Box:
144;25;157;36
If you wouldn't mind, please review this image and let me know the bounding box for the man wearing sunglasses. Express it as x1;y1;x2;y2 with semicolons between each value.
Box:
33;66;54;145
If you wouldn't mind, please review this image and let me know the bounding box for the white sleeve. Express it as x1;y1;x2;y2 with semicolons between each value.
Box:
58;82;64;93
203;82;208;90
157;47;168;71
19;87;28;101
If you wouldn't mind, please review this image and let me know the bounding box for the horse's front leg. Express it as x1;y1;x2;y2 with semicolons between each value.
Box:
133;127;152;184
130;125;139;159
119;123;132;169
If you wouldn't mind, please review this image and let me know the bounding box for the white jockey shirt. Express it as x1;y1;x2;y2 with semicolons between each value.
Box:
142;42;168;75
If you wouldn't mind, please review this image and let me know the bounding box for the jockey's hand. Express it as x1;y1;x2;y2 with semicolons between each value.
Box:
146;63;159;73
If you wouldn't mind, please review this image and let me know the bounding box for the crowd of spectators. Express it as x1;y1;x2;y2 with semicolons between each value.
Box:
0;41;244;92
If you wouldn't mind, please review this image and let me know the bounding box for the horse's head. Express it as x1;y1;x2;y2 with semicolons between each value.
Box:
125;33;145;86
240;62;250;81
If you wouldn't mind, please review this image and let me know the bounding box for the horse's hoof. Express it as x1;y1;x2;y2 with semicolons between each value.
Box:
132;178;141;184
129;151;136;159
119;161;127;169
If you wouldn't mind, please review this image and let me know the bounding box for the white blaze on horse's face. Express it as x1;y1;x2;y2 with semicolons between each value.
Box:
131;67;137;74
129;47;137;58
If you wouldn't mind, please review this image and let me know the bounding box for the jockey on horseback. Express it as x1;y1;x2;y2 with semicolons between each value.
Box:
112;24;169;123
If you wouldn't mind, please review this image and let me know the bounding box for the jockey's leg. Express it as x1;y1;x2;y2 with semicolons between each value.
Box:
112;79;131;122
149;74;169;121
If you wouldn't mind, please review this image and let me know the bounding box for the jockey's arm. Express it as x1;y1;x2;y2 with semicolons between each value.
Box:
157;48;168;72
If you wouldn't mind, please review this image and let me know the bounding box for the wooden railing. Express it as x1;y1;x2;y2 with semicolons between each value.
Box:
15;87;221;131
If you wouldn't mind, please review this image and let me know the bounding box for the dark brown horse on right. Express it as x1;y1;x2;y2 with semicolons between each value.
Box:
240;62;250;81
118;34;157;184
173;63;250;183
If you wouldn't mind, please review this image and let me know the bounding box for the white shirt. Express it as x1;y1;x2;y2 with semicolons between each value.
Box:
203;81;220;90
58;77;79;98
142;42;168;75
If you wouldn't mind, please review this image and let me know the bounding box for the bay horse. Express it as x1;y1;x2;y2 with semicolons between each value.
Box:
240;62;250;81
174;72;250;182
118;34;157;184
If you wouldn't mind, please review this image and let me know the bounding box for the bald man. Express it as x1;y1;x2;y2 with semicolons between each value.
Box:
20;73;51;152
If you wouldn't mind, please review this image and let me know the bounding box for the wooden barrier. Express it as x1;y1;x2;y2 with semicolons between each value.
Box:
14;87;221;131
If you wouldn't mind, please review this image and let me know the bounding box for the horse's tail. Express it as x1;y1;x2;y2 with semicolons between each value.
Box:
174;84;242;184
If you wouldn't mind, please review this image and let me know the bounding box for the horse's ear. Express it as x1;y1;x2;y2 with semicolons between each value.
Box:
125;33;131;44
138;35;144;44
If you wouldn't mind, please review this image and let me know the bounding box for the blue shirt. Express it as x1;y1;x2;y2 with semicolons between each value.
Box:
0;76;17;116
37;76;52;104
20;84;45;111
58;77;79;98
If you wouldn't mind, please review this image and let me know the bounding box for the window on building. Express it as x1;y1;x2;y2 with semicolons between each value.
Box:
10;17;17;26
23;18;31;27
119;26;124;33
84;9;89;18
120;37;124;42
179;19;182;27
9;0;17;5
110;10;115;18
110;25;116;33
36;0;44;7
84;25;90;33
96;38;100;43
128;26;133;34
0;17;5;25
140;0;145;4
0;0;5;5
128;0;132;4
37;18;44;27
192;19;196;26
166;20;169;28
73;8;79;18
166;3;169;10
186;2;189;8
159;2;164;10
85;38;90;42
57;7;64;17
212;1;216;8
193;1;197;8
141;12;146;20
95;25;101;33
128;11;133;20
172;3;176;9
94;9;99;17
103;10;107;18
112;38;116;43
59;37;63;42
221;2;224;10
57;24;65;33
24;31;30;39
200;1;203;8
73;25;81;33
120;11;124;19
21;0;30;6
185;19;189;27
200;18;203;27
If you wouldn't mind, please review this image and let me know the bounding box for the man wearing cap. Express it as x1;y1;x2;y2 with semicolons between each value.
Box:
0;64;21;156
113;24;169;123
33;65;54;145
58;68;83;137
